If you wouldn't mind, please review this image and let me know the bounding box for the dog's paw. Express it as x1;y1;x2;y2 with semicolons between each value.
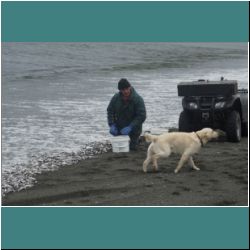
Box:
142;167;147;173
193;166;200;171
152;165;159;172
174;169;179;174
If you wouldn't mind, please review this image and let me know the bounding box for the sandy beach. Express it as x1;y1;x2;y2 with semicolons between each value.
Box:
2;136;248;206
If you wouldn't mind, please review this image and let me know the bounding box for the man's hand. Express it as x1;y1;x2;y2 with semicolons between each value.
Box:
120;125;132;135
109;124;118;136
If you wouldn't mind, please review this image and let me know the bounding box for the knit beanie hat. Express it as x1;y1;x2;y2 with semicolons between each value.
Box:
118;78;131;90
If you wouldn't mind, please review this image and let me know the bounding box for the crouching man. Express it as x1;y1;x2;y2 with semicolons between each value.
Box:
107;78;146;151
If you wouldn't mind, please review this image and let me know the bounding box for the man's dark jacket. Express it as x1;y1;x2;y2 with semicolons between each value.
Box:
107;87;146;133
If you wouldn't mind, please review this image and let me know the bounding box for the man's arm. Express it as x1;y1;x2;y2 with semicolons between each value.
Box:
107;95;117;126
130;96;146;128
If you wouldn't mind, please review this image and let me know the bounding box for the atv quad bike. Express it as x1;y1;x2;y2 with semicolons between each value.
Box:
177;78;248;142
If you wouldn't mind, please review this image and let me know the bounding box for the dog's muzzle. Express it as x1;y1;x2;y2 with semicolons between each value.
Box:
215;129;226;137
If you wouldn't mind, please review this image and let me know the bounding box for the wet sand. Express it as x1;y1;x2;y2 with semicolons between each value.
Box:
2;137;248;206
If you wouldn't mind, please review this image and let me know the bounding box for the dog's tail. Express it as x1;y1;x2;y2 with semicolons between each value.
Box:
144;133;158;143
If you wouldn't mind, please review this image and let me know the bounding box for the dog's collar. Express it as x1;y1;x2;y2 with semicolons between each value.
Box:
195;132;204;147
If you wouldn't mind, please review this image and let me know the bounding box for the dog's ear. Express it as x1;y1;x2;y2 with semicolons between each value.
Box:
200;128;216;141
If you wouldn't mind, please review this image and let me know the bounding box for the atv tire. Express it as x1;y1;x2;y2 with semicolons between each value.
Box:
226;110;241;142
179;111;193;132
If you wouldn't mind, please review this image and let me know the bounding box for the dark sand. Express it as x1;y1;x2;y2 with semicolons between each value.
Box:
2;137;248;206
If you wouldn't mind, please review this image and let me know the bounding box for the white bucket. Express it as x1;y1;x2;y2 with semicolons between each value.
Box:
150;128;168;135
110;135;130;153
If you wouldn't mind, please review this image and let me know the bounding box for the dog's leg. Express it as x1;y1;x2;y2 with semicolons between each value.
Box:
152;150;171;172
143;156;152;173
152;155;159;172
143;153;160;172
143;144;153;172
174;153;190;173
188;157;200;171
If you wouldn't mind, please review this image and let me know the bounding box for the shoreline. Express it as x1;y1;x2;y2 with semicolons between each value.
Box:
1;140;112;197
2;137;248;206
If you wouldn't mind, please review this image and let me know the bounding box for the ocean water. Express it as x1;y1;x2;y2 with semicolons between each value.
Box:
1;43;248;195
